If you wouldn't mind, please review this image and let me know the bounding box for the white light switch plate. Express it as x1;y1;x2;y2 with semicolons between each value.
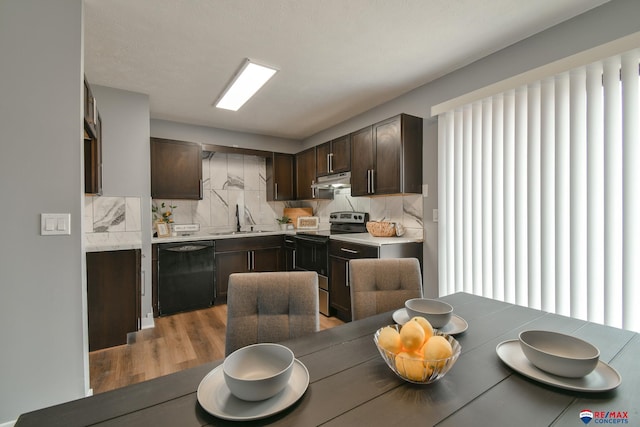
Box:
41;213;71;235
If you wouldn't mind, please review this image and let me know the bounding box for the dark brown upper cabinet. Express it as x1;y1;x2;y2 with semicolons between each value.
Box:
295;146;316;200
266;152;294;201
84;77;102;195
151;137;203;200
316;134;351;177
350;114;422;197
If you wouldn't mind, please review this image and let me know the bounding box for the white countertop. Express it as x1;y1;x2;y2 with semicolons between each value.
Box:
151;230;292;244
85;242;143;252
328;232;423;246
151;230;423;246
86;229;423;251
84;232;143;252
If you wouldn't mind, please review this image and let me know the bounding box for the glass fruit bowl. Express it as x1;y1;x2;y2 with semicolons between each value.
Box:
374;324;462;384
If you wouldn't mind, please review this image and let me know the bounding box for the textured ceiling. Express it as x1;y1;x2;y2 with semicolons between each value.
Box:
84;0;609;140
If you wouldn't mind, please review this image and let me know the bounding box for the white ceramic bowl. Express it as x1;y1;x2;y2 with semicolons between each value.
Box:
519;330;600;378
405;298;453;328
223;343;295;401
374;325;461;384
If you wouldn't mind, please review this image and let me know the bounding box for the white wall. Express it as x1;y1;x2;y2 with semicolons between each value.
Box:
91;85;153;318
151;119;301;153
0;0;86;423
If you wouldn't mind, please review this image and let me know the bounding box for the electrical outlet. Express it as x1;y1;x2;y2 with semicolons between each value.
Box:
433;209;439;222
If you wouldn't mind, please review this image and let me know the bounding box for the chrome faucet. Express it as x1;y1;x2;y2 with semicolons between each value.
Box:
235;204;241;232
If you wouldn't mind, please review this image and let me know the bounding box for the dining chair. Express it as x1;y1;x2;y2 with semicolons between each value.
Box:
225;271;320;356
349;257;423;321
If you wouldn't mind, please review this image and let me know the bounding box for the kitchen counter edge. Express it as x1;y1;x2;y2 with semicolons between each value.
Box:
151;230;423;246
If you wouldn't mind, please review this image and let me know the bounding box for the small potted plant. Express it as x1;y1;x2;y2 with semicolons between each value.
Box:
276;215;291;230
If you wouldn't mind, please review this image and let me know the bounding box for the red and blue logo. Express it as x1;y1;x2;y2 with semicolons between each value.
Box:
580;410;594;424
580;409;629;424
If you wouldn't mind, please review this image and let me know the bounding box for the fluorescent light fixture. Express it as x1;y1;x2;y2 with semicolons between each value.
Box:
215;59;278;111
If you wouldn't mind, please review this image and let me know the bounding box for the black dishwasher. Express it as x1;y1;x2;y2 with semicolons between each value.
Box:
157;241;215;316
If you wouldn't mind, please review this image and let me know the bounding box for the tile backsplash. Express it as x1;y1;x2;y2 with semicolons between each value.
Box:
84;196;142;247
152;153;424;233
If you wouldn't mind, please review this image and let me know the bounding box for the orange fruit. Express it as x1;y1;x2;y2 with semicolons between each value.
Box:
378;326;402;354
395;351;426;381
399;320;426;352
422;335;453;370
410;316;434;343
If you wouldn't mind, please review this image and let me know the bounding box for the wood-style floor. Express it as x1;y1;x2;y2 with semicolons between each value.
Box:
89;305;344;395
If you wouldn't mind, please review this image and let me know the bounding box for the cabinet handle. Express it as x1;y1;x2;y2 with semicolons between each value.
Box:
340;247;359;254
312;179;316;199
247;252;251;270
328;153;335;173
275;183;278;200
370;169;375;194
366;169;371;193
346;262;350;287
292;250;296;269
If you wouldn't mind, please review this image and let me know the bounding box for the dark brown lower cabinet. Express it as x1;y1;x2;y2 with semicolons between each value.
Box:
87;249;141;351
214;236;283;303
329;240;422;322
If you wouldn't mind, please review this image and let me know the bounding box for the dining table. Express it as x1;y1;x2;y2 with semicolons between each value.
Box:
15;292;638;426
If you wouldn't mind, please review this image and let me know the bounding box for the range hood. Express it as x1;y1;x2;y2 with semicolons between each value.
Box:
311;171;351;189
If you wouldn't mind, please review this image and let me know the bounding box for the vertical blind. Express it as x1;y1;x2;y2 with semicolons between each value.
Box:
437;49;640;332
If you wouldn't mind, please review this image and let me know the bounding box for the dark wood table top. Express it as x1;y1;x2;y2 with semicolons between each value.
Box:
16;292;639;427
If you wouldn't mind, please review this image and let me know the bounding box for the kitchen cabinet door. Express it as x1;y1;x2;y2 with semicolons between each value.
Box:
252;247;283;272
84;77;102;195
330;134;351;173
315;142;331;177
214;236;284;303
295;146;316;200
316;135;351;177
215;250;250;302
266;152;294;201
84;77;97;138
329;240;378;322
329;255;350;320
87;249;141;351
284;236;296;271
350;125;374;197
350;114;422;197
373;116;402;195
151;137;203;200
84;111;102;195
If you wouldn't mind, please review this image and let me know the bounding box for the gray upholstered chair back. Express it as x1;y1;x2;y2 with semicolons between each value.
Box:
225;271;320;356
349;257;423;321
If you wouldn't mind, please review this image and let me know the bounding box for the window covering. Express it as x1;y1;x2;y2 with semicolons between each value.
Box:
436;48;640;332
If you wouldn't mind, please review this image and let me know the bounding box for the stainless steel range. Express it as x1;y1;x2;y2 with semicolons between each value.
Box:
293;211;369;316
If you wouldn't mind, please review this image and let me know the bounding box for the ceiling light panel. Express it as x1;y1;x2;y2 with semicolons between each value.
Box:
215;59;278;111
